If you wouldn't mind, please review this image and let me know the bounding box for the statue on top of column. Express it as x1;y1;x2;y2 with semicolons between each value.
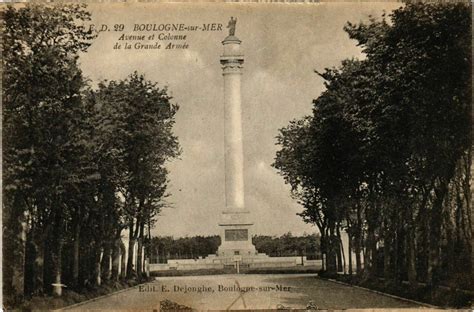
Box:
227;17;237;36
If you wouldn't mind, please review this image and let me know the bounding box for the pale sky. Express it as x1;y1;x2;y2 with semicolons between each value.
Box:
79;2;402;237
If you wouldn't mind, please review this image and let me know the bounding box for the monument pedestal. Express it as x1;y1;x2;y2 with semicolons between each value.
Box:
217;210;256;259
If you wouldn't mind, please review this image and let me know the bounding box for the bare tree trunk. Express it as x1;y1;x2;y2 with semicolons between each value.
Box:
120;242;127;279
355;246;362;274
137;239;143;278
112;236;121;281
407;223;418;287
136;223;144;278
94;249;102;286
366;226;377;278
127;222;136;278
336;226;344;273
102;244;112;282
33;234;45;295
348;230;353;276
354;205;363;274
72;221;80;288
52;238;63;296
326;226;337;274
49;204;64;297
43;239;53;295
383;221;392;284
320;232;326;271
365;195;379;279
427;181;448;287
3;195;27;303
416;190;430;283
24;228;35;296
363;241;370;272
15;219;27;297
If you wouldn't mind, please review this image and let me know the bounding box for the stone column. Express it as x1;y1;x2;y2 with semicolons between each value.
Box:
221;36;245;211
217;32;257;260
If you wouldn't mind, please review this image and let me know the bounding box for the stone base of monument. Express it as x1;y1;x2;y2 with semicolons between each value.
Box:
216;209;257;261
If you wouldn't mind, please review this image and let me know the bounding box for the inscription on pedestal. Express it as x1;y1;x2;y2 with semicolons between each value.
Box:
225;229;248;241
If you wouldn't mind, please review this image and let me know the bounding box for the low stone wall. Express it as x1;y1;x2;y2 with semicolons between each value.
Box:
149;264;170;271
303;259;322;266
150;257;321;272
174;263;225;271
149;263;225;271
252;256;302;263
248;261;296;268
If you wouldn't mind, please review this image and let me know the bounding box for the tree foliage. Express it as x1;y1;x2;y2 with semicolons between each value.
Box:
3;4;180;307
273;3;471;291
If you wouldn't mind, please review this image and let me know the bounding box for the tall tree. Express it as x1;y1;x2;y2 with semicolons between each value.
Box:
3;3;95;299
91;73;181;279
274;3;471;288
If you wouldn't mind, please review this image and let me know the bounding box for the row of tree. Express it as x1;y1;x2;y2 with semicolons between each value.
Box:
149;233;321;263
3;3;180;306
149;236;221;263
273;3;472;290
253;232;320;259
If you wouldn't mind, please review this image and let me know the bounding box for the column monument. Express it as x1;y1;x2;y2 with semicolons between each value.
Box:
217;17;257;260
150;19;312;272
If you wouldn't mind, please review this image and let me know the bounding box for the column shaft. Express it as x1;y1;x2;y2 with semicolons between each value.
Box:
223;70;244;210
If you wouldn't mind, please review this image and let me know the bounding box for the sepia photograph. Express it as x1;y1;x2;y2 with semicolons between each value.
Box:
2;1;473;310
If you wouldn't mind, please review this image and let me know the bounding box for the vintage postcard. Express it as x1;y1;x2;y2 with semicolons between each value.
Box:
2;1;472;311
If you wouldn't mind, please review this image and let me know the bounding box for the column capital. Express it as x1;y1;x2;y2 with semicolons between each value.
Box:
220;56;244;65
222;65;243;75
